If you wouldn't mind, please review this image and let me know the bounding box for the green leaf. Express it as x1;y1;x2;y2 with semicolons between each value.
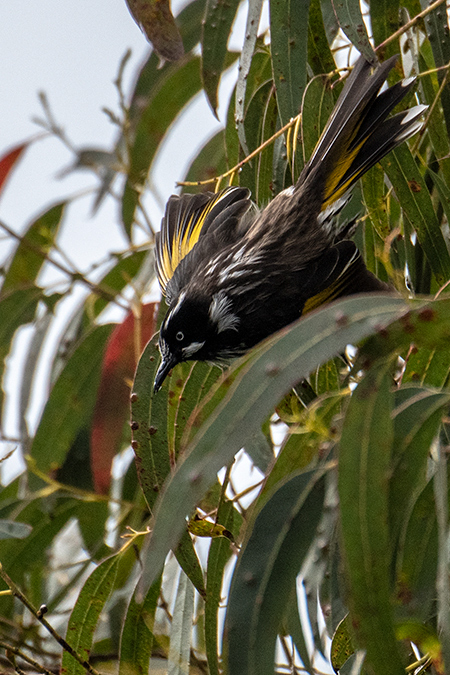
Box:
330;615;356;673
62;555;119;675
1;202;65;295
205;498;238;675
269;0;309;127
421;0;450;138
225;469;326;675
300;74;335;172
394;477;439;621
0;287;41;413
390;386;450;552
174;530;206;598
240;81;277;200
202;0;241;113
403;346;450;388
331;0;375;62
307;0;335;76
168;569;195;675
119;576;161;675
137;294;409;596
29;324;114;486
370;0;400;58
361;164;390;239
339;359;405;675
381;144;450;287
419;53;450;188
122;55;203;235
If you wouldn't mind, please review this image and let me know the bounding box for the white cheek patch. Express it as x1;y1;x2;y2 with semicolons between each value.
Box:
209;292;240;333
182;341;205;358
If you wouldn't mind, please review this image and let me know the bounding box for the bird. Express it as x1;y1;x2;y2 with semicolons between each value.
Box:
153;55;426;392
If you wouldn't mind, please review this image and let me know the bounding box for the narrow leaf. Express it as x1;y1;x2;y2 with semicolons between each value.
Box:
202;0;240;113
62;555;119;675
168;570;194;675
270;0;309;127
125;0;184;62
226;469;326;675
137;294;409;596
122;56;202;235
30;324;114;486
119;576;162;675
381;144;450;286
235;0;264;154
90;303;157;494
339;360;405;675
1;202;65;296
331;0;375;62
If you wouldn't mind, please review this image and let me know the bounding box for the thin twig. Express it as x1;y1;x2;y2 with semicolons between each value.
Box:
0;640;54;675
375;0;447;53
177;114;302;189
0;219;129;311
0;565;103;675
411;60;450;155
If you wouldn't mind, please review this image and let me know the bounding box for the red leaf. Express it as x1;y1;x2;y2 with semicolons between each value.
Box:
0;142;28;194
90;303;158;494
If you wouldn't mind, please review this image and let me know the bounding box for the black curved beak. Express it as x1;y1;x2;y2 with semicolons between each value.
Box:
154;353;179;393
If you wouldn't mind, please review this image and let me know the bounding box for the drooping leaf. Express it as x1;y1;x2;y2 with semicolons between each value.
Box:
30;324;114;488
420;0;450;138
90;303;157;494
225;469;326;675
119;575;162;675
339;360;405;675
167;569;195;675
371;0;400;58
202;0;241;114
381;144;450;287
307;0;335;76
1;202;66;296
61;554;119;675
235;0;264;154
122;55;203;235
269;0;310;127
331;0;375;62
136;294;410;597
390;386;450;552
0;288;41;414
125;0;184;62
205;498;239;675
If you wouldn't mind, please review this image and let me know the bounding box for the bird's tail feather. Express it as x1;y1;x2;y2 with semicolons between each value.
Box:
298;56;426;210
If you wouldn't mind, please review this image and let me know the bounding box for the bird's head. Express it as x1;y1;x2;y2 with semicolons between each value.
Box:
154;290;241;392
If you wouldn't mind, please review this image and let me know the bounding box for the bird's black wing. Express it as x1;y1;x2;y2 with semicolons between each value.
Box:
301;240;389;313
155;186;252;300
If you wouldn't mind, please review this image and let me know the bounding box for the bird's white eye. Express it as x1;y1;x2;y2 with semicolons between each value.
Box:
176;331;184;341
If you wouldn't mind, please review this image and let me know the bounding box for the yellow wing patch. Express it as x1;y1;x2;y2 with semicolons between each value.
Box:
156;187;241;295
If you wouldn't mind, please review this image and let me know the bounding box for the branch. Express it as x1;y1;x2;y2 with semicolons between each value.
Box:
0;565;103;675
